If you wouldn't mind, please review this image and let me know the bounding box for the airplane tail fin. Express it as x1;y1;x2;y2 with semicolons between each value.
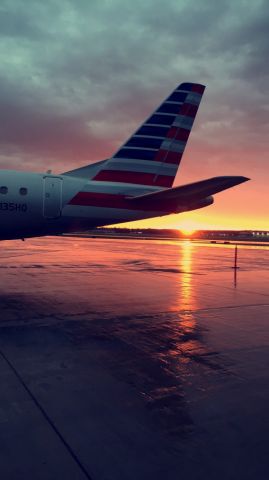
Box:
92;83;205;188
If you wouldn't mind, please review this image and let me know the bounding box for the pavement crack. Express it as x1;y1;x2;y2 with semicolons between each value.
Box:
0;348;94;480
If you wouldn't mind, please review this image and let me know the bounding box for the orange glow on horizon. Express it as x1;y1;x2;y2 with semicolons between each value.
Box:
102;137;268;230
109;208;268;231
108;169;268;231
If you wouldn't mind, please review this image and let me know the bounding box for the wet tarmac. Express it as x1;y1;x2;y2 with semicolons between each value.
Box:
0;237;268;479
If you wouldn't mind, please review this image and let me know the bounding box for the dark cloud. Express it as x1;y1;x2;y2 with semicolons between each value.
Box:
0;0;268;179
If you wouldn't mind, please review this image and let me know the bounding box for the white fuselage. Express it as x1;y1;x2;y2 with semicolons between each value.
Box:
0;170;166;240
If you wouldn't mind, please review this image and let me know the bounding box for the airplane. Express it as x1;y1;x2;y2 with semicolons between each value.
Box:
0;82;249;240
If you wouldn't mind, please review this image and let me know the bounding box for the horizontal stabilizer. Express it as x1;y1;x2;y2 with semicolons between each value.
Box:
128;176;250;202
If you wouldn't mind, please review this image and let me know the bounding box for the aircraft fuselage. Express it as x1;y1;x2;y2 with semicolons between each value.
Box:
0;170;172;240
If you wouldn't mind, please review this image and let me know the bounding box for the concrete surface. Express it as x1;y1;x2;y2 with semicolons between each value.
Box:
0;237;268;479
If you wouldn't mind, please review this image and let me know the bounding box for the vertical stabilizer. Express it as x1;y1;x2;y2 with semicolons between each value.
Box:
93;82;205;188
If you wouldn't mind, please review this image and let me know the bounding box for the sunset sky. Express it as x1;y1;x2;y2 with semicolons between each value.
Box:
0;0;268;230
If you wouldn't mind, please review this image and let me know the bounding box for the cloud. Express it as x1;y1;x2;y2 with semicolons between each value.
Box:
0;0;268;181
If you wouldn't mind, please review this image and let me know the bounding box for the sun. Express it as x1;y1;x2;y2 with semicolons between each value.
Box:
178;220;197;237
181;228;196;237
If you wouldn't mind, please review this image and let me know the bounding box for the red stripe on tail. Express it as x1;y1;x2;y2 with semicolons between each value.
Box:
68;191;172;211
93;169;173;187
191;84;205;94
154;150;182;164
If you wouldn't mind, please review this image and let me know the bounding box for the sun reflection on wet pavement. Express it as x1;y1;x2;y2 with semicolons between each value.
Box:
0;237;269;478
